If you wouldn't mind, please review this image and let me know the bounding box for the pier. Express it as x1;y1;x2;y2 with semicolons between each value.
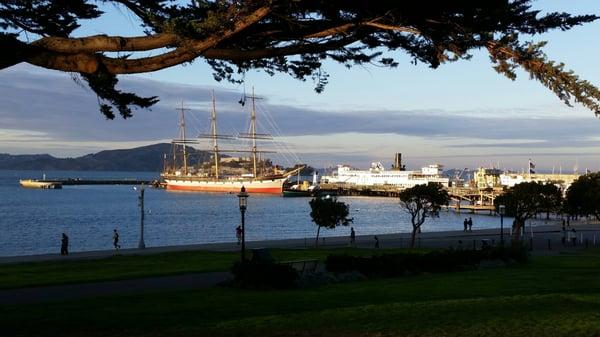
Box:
23;178;160;188
319;183;403;197
45;178;158;186
319;183;501;214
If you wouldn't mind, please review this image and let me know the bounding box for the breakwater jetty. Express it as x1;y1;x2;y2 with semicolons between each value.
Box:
19;178;161;189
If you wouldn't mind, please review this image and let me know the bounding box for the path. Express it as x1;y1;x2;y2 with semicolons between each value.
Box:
0;272;231;305
1;223;599;305
2;223;600;264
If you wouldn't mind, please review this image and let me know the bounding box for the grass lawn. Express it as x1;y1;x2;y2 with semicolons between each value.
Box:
0;247;423;289
1;250;600;336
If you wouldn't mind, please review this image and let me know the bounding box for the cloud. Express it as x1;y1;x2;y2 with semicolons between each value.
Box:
1;64;600;168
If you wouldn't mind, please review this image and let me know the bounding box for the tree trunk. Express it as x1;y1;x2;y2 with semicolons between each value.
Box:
512;218;524;241
315;226;321;248
410;226;418;248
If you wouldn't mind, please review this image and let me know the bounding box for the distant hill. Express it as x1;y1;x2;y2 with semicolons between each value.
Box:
0;143;211;172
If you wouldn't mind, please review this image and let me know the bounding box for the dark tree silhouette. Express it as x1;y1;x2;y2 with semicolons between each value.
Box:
1;1;599;118
309;196;352;247
565;172;600;221
399;183;449;248
494;181;561;240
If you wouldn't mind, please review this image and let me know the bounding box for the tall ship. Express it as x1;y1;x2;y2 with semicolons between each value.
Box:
321;153;450;189
161;89;300;194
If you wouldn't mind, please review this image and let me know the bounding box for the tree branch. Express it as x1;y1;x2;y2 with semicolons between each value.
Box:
32;33;179;53
20;6;272;74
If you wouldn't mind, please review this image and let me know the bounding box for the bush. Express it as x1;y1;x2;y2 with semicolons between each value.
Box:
325;245;528;277
231;261;299;289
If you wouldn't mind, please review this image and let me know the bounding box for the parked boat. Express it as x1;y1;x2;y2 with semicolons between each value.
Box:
161;89;300;194
282;172;320;197
19;179;62;189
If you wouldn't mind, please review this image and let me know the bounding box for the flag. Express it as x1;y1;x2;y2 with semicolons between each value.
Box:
528;159;536;174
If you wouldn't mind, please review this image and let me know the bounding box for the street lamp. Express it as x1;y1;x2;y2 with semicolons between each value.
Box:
499;204;506;246
135;184;146;249
237;186;249;262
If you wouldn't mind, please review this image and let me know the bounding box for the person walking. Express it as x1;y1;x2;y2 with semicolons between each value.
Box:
350;227;356;245
468;217;473;232
463;218;468;232
60;233;69;256
235;225;242;245
374;236;380;248
113;229;121;251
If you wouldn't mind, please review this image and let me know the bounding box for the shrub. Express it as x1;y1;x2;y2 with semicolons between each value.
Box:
325;246;528;277
231;261;299;289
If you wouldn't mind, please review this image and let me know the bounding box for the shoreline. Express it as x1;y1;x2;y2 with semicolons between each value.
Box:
2;221;600;264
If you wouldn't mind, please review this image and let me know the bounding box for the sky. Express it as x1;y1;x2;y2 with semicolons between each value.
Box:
1;1;600;171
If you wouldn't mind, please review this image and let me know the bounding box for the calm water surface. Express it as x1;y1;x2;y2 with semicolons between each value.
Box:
0;170;511;256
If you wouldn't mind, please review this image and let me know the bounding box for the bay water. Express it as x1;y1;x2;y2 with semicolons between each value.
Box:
1;170;510;257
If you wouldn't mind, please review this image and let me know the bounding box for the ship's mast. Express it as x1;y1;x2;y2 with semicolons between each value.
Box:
210;91;219;179
237;87;270;178
176;101;189;175
250;87;258;178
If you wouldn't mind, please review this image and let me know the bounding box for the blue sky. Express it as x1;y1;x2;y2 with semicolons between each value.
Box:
1;1;600;171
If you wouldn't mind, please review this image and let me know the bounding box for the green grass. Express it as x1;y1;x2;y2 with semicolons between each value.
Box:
2;251;600;336
0;247;422;289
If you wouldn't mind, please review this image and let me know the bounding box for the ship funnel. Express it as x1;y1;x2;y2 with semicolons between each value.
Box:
393;153;405;171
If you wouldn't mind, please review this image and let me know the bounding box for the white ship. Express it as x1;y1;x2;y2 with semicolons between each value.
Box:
321;154;449;189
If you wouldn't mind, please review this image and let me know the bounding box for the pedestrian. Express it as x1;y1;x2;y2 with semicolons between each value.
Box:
350;227;356;245
374;235;379;248
113;229;120;251
60;233;69;256
567;218;570;227
463;218;468;232
235;225;242;245
571;227;577;246
468;217;473;232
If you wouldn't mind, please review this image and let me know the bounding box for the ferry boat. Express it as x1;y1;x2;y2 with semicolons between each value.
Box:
161;89;300;194
321;154;449;189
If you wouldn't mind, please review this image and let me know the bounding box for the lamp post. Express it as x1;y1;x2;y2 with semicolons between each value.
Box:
237;186;249;262
499;204;506;246
137;184;146;249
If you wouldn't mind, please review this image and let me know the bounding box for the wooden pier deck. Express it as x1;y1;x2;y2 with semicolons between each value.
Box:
442;204;496;214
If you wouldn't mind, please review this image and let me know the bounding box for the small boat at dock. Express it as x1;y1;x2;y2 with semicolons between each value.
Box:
19;179;62;189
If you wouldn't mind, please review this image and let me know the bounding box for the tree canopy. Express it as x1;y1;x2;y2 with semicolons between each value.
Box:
565;172;600;221
398;183;449;248
494;181;562;239
309;196;352;247
2;1;599;119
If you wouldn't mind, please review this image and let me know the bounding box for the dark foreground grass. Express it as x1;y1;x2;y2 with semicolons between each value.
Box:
2;252;600;336
0;247;420;289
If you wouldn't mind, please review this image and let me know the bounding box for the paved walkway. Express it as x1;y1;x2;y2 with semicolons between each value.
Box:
2;222;600;264
0;272;231;305
1;222;599;305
